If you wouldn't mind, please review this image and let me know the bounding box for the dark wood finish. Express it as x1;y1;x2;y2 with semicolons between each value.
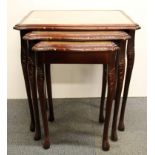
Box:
37;60;50;149
44;75;48;111
45;64;54;121
21;32;51;147
14;10;140;151
14;24;140;31
99;65;107;123
32;41;119;52
23;38;55;143
34;41;118;150
118;30;135;131
111;40;126;141
23;30;129;126
14;11;140;31
23;31;130;129
98;40;126;125
20;31;35;132
23;31;131;41
102;56;117;151
27;41;41;140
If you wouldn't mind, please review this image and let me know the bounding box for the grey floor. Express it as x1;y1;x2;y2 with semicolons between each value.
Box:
7;98;147;155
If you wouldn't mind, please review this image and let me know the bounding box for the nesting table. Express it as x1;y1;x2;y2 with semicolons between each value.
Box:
14;10;140;151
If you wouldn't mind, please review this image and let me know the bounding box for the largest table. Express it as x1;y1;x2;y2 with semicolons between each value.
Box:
14;10;140;136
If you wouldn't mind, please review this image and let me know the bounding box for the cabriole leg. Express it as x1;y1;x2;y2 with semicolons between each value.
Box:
27;43;41;140
45;64;55;122
118;31;135;131
111;41;126;141
37;60;50;149
99;65;107;123
20;32;35;132
102;59;117;151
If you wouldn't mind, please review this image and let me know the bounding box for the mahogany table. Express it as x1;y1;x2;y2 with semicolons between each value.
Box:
32;40;119;150
23;30;130;144
13;10;140;149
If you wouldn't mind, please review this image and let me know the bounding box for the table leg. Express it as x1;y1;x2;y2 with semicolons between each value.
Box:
102;59;116;151
27;41;41;140
99;65;107;123
43;66;48;111
37;60;50;149
45;64;55;122
111;41;126;141
20;32;35;132
118;30;135;131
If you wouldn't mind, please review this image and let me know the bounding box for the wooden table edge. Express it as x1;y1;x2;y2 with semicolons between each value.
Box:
14;24;140;31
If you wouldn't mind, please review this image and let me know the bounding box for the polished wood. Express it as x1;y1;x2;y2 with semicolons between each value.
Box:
24;38;54;141
23;30;129;124
23;31;131;41
14;10;140;30
21;31;52;139
45;64;54;121
15;11;140;133
32;41;119;52
111;40;126;141
33;41;118;150
99;65;107;123
20;31;35;132
118;30;135;131
27;41;41;140
23;31;130;128
102;56;117;151
14;10;140;151
37;62;50;149
23;32;55;123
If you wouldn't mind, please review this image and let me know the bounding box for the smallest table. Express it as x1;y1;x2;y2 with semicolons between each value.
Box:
32;41;119;150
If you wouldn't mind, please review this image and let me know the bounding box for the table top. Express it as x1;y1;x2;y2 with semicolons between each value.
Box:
14;10;140;30
32;41;119;52
23;31;131;41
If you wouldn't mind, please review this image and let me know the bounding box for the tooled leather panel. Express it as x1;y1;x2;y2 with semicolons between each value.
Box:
23;31;131;41
32;41;119;52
